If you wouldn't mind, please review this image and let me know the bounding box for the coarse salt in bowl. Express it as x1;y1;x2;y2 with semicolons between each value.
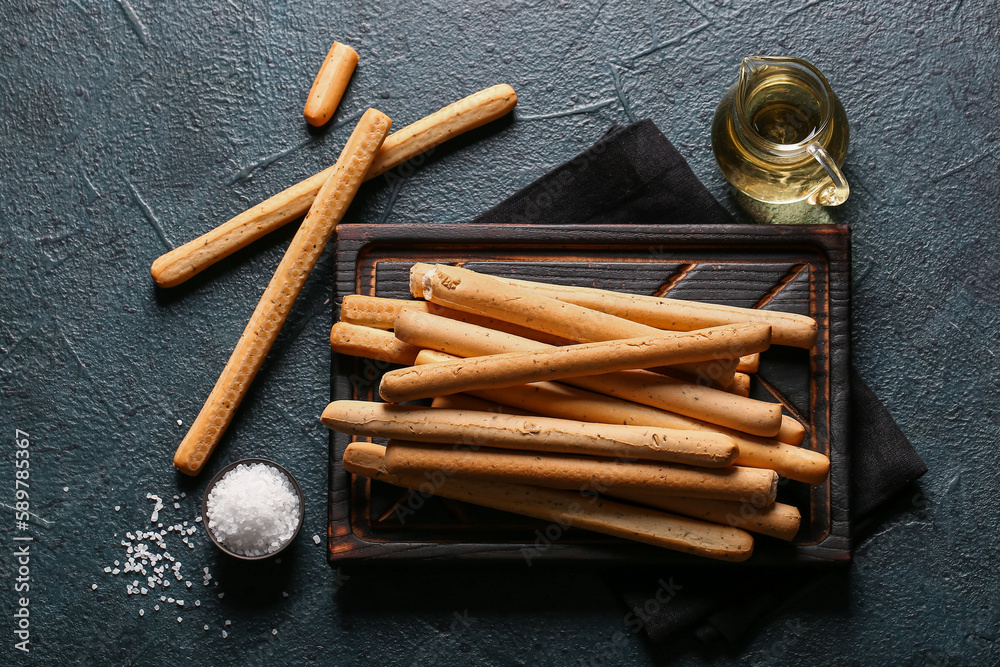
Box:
202;459;304;560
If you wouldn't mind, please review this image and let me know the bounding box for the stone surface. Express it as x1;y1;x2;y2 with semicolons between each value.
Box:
1;0;997;664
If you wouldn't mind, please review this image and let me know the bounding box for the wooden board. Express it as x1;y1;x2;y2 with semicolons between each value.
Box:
327;223;851;565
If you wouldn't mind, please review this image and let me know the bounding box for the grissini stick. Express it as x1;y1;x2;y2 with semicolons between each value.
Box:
409;262;816;348
150;85;517;288
343;442;754;562
431;393;540;416
779;415;805;446
413;352;822;480
419;264;736;386
423;384;829;484
303;42;358;127
330;322;420;366
339;294;571;345
737;353;760;373
172;109;391;476
322;400;739;467
379;323;772;405
608;492;801;542
383;441;779;504
394;310;782;436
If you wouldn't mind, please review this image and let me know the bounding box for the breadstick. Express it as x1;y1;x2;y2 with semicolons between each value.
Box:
607;492;801;541
330;322;420;366
383;441;779;504
344;442;754;561
339;294;571;345
303;42;359;127
779;415;806;446
409;262;816;348
379;323;772;405
149;86;517;288
322;400;739;467
172;109;391;476
367;84;517;179
419;264;736;386
737;353;760;373
394;310;783;436
431;393;539;416
422;385;828;484
414;353;824;482
731;372;751;397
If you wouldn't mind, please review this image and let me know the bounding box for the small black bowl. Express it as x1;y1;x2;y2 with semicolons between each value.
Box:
202;458;305;561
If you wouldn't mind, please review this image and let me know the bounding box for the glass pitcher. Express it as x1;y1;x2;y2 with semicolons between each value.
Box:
711;56;850;206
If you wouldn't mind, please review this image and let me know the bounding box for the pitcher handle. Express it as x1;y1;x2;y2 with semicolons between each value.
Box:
805;142;850;206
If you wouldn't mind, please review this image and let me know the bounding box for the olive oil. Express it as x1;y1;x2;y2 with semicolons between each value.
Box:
712;57;849;205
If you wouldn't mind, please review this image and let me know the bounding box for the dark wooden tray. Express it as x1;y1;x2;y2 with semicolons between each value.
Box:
328;224;851;566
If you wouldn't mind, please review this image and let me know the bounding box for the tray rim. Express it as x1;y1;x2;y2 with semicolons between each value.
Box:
327;222;851;567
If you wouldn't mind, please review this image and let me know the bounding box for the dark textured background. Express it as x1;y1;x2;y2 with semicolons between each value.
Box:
1;0;998;665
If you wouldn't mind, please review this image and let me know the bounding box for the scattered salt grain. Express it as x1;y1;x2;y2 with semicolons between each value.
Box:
173;503;180;510
225;620;231;626
177;617;182;623
272;629;277;636
177;419;183;426
195;600;201;607
154;605;160;611
204;625;209;631
312;535;321;545
282;592;289;598
115;506;121;512
91;584;97;590
63;487;69;492
222;630;228;638
218;592;224;599
206;463;300;557
139;609;144;617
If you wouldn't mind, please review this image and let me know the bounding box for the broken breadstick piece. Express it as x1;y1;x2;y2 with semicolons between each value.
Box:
172;109;391;476
343;442;754;562
379;323;772;405
608;492;801;542
304;42;359;127
382;441;779;504
394;310;783;436
408;262;816;348
150;86;517;288
330;322;420;366
322;400;739;467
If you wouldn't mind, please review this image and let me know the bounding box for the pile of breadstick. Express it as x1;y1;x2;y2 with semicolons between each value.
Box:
323;263;830;562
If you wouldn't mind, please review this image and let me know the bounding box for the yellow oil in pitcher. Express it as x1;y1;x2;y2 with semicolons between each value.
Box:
712;56;849;206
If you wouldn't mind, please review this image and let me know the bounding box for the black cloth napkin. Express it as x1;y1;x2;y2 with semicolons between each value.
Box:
472;119;928;648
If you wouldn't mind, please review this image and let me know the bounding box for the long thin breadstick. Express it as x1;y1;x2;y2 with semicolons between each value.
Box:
424;383;829;484
394;310;782;436
150;85;517;288
379;323;772;405
322;400;739;467
383;441;779;504
344;442;754;561
608;492;801;542
779;415;805;446
409;262;816;348
330;322;420;366
172;109;392;476
419;264;736;386
303;42;359;127
340;294;572;345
